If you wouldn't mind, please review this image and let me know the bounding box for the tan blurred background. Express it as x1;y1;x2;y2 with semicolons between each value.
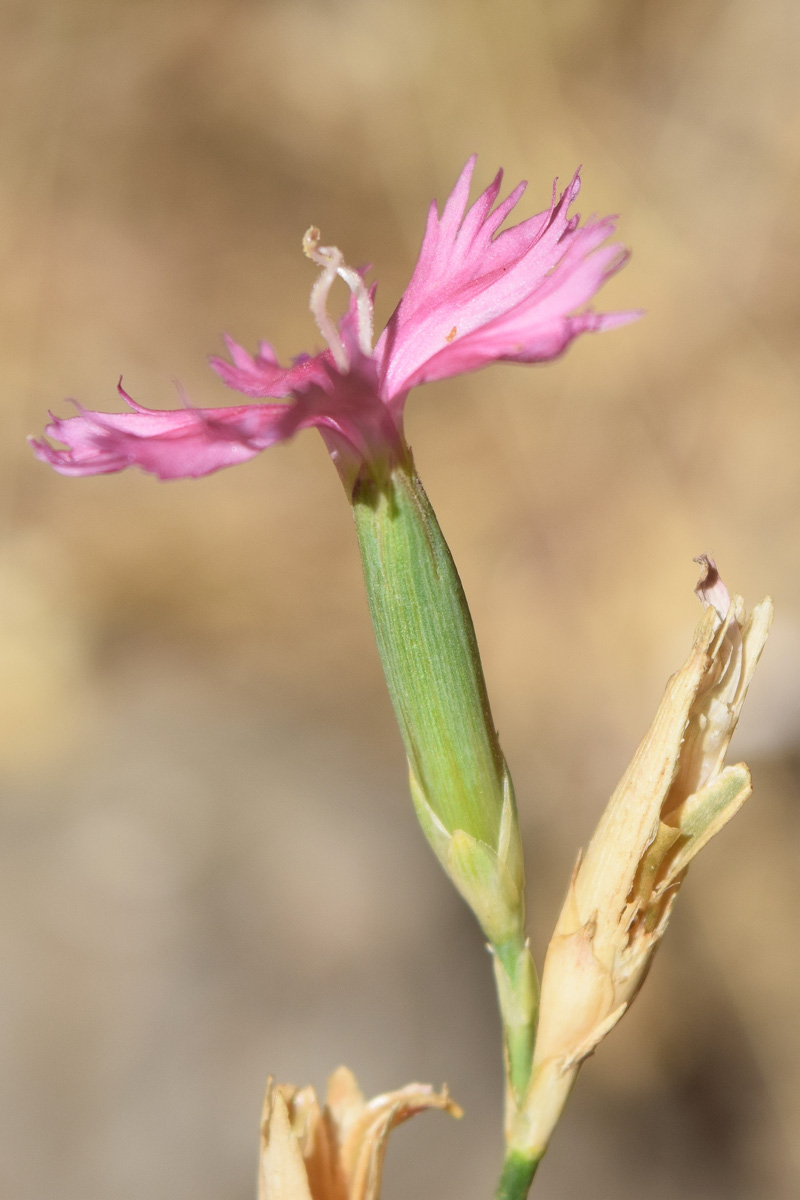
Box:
2;1;799;1196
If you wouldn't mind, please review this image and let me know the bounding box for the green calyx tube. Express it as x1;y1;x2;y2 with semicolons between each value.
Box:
353;463;506;852
352;463;538;1120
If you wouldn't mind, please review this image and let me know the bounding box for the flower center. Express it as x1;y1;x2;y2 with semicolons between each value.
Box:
303;227;374;372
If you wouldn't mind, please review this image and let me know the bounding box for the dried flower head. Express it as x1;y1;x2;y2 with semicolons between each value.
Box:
534;559;772;1070
32;159;638;493
513;561;772;1160
259;1067;461;1200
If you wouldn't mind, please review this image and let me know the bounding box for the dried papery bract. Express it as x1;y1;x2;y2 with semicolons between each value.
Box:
513;563;772;1163
259;1067;461;1200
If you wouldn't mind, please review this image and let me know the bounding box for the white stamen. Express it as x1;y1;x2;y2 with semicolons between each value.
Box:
303;227;374;371
337;262;374;357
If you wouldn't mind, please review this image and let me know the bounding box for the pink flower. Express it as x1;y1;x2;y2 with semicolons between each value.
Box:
31;158;639;491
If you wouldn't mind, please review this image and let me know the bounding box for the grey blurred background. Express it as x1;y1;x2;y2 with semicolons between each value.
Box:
2;1;799;1197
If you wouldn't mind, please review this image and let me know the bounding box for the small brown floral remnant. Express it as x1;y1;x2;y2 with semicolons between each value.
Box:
259;1067;462;1200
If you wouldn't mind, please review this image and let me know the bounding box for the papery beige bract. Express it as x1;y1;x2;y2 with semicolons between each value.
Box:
514;564;772;1159
259;1067;462;1200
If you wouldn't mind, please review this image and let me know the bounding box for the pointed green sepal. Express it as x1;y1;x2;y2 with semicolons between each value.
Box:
446;830;524;947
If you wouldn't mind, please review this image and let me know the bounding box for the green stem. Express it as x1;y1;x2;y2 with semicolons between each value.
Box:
493;936;538;1103
492;935;540;1199
495;1151;541;1200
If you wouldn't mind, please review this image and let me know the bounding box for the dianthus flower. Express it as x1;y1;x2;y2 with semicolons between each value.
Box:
30;159;647;1200
32;157;638;492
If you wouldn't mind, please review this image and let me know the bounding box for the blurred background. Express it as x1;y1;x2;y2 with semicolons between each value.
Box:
2;1;799;1197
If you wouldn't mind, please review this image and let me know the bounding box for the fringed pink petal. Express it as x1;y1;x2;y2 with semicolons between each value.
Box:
210;335;332;399
376;164;637;403
401;308;638;387
30;394;293;480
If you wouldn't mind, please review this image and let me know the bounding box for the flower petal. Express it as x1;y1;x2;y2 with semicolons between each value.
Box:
377;164;638;400
30;387;292;480
211;282;374;402
210;334;332;399
402;243;639;387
